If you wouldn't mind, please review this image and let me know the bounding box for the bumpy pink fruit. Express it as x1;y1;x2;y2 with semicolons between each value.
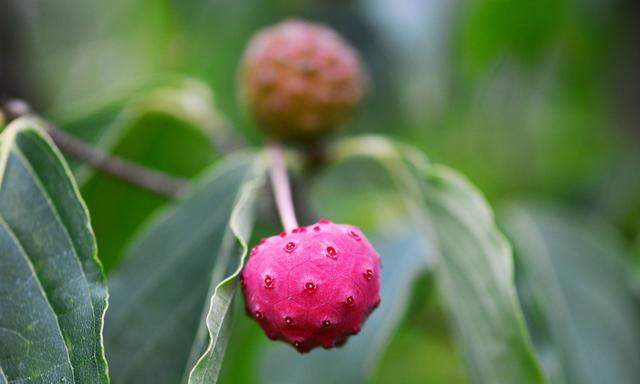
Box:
241;219;381;353
240;19;366;140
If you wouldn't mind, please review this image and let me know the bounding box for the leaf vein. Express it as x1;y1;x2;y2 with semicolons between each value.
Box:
10;146;100;380
0;215;75;382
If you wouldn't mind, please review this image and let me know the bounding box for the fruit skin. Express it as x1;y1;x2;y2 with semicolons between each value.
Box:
240;19;366;140
241;220;381;353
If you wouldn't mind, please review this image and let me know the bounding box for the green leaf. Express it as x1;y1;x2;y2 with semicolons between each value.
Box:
71;80;229;272
56;78;228;176
258;227;432;383
501;202;640;384
423;166;546;384
187;156;266;383
104;152;265;384
375;275;468;384
328;135;546;384
0;118;109;383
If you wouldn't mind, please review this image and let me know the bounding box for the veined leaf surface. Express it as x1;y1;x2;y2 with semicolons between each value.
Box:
0;118;109;383
502;203;640;384
328;135;546;384
423;165;546;384
105;152;265;384
187;155;267;383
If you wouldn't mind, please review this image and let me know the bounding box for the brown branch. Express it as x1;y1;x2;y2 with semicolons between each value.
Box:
46;126;186;197
2;99;187;198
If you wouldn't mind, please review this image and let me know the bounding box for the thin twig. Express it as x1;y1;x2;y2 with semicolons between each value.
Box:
2;98;187;198
46;126;186;197
268;142;298;232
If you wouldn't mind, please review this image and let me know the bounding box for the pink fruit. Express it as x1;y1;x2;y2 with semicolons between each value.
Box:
239;19;367;140
241;219;381;353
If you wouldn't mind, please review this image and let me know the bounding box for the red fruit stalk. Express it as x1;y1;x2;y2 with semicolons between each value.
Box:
241;144;381;353
240;19;366;140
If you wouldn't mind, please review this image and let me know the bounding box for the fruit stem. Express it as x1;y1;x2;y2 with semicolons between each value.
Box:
268;142;299;232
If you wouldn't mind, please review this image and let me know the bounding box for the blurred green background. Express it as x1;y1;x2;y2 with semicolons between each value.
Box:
2;0;639;382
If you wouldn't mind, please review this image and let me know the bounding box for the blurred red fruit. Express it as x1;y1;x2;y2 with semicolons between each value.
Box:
240;19;366;140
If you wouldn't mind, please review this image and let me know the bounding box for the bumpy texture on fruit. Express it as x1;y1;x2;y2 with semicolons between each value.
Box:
240;19;366;140
241;219;381;353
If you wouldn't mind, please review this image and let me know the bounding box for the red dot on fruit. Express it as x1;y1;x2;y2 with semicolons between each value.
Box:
326;246;337;259
305;281;316;292
285;242;296;252
364;269;374;280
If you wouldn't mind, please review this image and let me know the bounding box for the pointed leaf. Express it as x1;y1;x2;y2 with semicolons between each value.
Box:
105;152;265;384
187;157;267;384
423;165;546;383
328;135;546;383
0;118;109;383
502;202;640;384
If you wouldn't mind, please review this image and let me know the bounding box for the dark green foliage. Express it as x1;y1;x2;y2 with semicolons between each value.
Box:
0;119;109;383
